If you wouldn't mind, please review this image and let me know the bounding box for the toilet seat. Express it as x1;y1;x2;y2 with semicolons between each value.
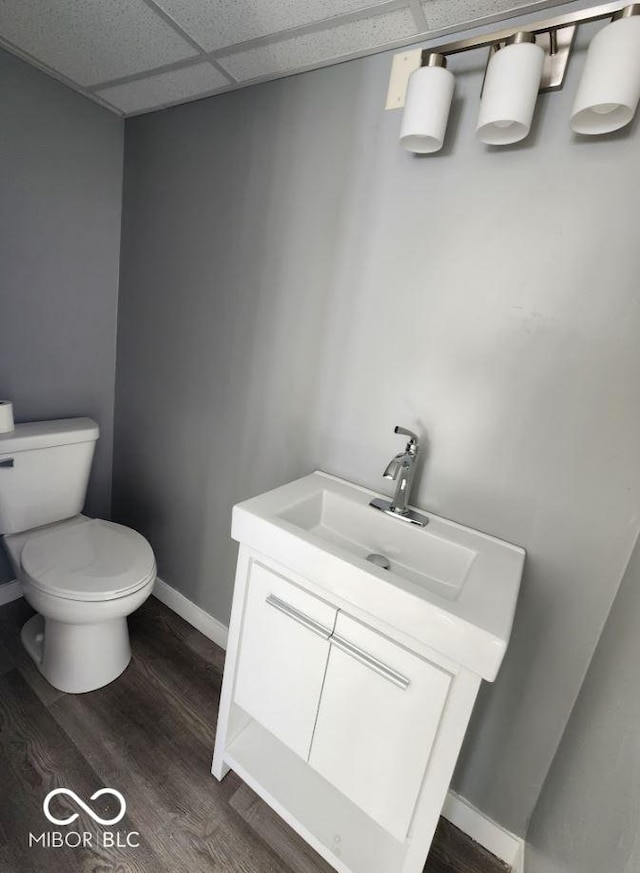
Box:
21;517;156;602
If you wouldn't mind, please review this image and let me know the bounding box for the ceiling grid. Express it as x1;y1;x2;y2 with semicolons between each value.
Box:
0;0;568;115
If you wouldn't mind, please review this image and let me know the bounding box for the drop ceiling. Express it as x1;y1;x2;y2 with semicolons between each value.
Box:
0;0;565;116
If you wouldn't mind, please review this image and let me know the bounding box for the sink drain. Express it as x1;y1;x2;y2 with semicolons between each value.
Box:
366;553;390;570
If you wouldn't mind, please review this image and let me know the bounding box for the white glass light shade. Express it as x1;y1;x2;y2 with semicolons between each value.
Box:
399;65;455;154
570;16;640;134
476;42;545;145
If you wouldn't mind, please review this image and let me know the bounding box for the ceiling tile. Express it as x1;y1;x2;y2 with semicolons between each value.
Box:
96;63;230;114
154;0;404;53
421;0;540;30
220;9;417;82
0;0;197;86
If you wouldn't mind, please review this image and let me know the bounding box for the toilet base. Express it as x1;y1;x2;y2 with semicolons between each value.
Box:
21;612;132;694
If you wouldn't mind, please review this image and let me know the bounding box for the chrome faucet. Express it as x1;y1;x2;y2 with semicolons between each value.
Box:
370;426;429;527
383;426;419;514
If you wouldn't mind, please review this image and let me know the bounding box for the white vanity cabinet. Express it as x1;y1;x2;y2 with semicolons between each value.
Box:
212;472;524;873
231;559;454;843
233;562;337;760
213;549;482;873
308;613;452;841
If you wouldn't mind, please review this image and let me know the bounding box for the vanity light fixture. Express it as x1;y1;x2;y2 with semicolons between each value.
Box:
476;33;545;145
392;0;640;153
399;53;455;154
570;4;640;134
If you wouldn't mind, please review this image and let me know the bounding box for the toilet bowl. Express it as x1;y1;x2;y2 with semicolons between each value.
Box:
0;417;156;694
5;515;156;693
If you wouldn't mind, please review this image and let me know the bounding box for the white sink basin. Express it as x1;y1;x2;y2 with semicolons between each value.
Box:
278;490;476;602
231;472;525;681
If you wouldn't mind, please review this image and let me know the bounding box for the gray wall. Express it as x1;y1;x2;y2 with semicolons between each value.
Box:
525;530;640;873
0;49;124;582
114;22;640;836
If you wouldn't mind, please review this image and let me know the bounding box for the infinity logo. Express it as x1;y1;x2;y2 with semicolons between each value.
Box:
43;788;127;826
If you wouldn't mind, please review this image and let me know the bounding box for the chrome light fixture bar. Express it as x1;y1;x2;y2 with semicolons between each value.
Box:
416;0;635;64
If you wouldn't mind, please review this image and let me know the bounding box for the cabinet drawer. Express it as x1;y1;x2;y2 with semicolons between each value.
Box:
308;613;452;840
234;562;337;760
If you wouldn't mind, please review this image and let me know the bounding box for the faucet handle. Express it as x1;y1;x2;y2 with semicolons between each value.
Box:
394;425;419;445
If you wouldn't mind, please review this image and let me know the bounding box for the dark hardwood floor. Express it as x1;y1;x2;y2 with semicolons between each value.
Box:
0;595;509;873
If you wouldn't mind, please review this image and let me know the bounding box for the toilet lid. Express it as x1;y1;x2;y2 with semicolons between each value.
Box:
21;518;156;601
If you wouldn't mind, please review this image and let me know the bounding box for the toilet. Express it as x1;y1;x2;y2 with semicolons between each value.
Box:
0;417;156;693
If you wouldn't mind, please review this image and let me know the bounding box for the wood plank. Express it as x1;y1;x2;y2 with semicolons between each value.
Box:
0;669;162;872
230;783;336;873
127;596;224;748
425;819;510;873
132;595;226;676
0;632;16;676
48;631;290;872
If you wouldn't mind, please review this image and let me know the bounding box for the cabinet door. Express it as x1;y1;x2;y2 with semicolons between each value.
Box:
234;562;337;760
308;613;452;841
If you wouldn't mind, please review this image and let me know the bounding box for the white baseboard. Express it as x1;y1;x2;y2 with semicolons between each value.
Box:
512;842;525;873
153;577;229;650
0;579;22;606
442;790;524;870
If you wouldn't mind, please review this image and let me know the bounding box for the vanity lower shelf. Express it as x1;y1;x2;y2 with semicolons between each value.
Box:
224;717;407;873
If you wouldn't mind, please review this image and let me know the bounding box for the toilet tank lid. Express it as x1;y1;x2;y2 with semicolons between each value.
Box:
0;418;99;454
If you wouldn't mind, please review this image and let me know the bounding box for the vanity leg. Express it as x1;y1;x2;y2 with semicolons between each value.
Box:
211;548;252;781
402;670;481;873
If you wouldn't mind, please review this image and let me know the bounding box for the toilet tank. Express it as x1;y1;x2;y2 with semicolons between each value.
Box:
0;418;99;535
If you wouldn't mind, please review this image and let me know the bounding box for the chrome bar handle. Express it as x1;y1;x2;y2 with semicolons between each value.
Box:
0;458;14;468
330;634;410;690
265;594;332;640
